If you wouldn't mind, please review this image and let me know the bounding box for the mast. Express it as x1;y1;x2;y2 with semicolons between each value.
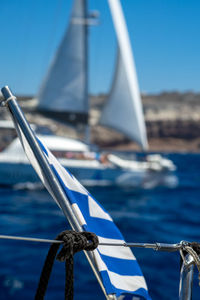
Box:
84;0;90;145
83;2;99;145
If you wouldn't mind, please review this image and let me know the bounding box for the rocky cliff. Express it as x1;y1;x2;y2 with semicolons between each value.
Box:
0;91;200;152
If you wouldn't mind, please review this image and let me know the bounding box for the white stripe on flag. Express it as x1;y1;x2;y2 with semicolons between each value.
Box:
72;203;87;226
88;196;113;221
108;270;147;292
98;236;136;260
93;249;107;272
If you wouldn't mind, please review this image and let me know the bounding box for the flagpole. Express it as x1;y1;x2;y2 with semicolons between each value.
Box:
1;86;117;300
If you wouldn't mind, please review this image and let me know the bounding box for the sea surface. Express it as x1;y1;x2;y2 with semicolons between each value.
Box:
0;153;200;299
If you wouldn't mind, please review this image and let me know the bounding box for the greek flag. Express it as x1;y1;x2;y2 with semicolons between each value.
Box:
37;141;150;300
7;97;150;300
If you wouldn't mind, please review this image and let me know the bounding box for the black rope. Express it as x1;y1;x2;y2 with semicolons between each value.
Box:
35;230;99;300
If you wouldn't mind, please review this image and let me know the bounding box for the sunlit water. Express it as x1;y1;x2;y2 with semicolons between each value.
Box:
0;153;200;299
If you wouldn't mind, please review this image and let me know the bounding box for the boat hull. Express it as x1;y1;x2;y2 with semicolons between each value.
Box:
0;160;177;189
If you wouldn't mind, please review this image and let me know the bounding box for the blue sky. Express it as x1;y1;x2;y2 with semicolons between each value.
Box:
0;0;199;96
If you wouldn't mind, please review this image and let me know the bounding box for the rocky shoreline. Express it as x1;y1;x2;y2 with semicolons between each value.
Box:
91;91;200;152
0;91;200;152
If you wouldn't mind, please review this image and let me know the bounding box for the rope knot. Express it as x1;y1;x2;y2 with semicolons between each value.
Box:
56;230;99;262
35;230;99;300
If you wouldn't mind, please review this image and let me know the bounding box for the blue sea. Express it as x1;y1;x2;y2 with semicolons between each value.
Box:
0;153;200;299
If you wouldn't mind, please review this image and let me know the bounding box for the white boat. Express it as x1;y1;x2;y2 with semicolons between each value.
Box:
0;127;176;188
0;0;177;188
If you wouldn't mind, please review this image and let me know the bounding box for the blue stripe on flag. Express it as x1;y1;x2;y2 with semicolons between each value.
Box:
99;254;143;276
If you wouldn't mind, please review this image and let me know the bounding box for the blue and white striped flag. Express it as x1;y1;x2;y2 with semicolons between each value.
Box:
10;104;150;300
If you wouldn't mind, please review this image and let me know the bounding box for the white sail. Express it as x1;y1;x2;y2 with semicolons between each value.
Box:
100;0;148;150
38;0;88;124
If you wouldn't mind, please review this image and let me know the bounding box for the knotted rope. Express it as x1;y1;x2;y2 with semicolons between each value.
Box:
35;230;99;300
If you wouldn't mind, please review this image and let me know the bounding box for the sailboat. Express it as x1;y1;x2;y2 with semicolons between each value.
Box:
0;0;176;188
38;0;147;150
